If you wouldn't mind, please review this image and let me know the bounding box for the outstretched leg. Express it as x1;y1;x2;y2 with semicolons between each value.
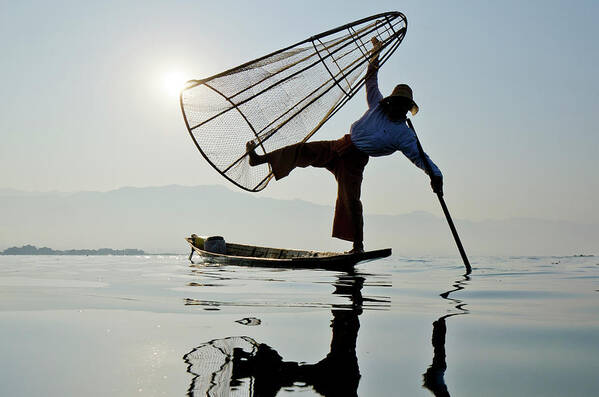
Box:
248;140;337;180
247;141;267;166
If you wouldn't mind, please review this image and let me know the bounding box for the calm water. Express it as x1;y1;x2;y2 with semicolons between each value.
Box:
0;254;598;396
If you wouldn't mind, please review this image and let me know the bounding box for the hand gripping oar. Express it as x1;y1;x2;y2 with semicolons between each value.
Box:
406;118;472;274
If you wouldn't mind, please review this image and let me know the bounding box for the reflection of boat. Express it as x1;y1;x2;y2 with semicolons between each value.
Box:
185;237;391;270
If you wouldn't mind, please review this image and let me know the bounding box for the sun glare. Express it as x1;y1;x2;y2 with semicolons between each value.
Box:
163;71;188;97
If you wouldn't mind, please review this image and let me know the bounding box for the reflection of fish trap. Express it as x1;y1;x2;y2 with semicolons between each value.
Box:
184;336;259;397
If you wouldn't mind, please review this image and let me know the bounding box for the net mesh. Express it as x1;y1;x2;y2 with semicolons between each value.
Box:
181;12;407;191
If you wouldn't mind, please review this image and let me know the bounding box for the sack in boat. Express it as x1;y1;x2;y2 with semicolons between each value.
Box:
205;236;226;254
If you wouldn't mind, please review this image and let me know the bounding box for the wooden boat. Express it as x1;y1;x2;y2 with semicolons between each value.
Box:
185;237;391;270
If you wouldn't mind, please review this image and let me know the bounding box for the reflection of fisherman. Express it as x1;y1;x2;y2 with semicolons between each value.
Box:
247;37;443;253
234;275;364;396
423;316;451;397
185;274;366;396
307;275;363;396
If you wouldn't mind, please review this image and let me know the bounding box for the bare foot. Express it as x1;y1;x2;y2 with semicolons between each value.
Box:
246;141;264;166
346;247;364;254
346;241;364;254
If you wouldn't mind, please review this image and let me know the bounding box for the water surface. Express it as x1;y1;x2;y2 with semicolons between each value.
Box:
0;254;597;396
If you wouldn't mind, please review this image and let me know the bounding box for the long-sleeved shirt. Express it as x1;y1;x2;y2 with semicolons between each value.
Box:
349;67;442;177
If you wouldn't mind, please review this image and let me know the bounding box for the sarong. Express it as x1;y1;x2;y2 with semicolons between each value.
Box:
265;134;369;242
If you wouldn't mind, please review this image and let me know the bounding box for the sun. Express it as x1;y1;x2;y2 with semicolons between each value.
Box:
163;71;188;97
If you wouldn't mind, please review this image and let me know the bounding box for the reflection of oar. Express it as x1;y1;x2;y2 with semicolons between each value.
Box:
422;274;470;395
407;118;472;274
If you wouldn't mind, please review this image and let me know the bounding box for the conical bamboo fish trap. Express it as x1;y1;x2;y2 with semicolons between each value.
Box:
181;11;407;191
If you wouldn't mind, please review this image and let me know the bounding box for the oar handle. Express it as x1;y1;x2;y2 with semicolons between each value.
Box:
406;118;471;274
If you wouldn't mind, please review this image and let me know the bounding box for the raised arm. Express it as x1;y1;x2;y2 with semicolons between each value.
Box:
365;37;383;108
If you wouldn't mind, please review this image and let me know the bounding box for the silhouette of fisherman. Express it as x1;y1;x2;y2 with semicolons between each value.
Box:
247;37;443;253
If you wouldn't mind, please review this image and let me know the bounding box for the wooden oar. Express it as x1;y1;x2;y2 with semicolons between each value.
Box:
406;118;472;274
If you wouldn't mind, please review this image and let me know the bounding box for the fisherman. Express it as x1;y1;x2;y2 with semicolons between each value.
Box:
247;37;443;253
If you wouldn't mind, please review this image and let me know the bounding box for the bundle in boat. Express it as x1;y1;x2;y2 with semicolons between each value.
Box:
180;11;407;192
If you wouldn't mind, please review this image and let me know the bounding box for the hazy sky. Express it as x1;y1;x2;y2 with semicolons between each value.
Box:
1;0;597;223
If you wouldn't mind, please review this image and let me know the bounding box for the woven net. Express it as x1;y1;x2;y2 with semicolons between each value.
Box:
181;12;407;191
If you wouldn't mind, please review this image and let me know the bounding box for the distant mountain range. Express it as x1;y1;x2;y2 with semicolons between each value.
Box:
0;185;597;256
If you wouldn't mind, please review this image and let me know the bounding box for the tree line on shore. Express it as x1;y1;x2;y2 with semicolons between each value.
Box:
1;244;146;255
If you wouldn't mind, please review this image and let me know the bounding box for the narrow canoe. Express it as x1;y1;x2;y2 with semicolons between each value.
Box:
185;238;391;270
